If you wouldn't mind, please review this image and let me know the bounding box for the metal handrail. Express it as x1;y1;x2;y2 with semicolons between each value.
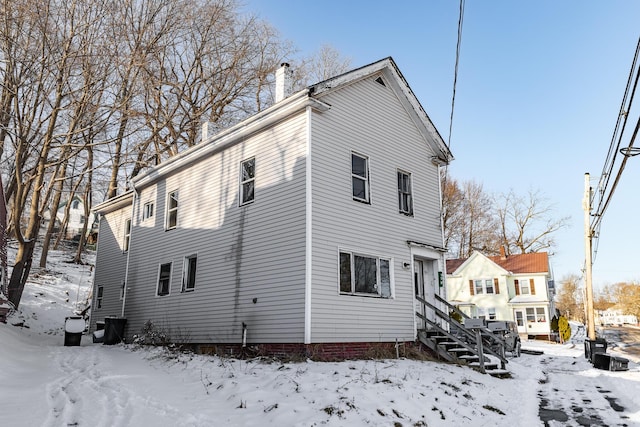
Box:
416;295;508;367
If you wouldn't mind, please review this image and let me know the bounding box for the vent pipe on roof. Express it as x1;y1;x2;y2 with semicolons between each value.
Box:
201;122;211;143
275;62;293;102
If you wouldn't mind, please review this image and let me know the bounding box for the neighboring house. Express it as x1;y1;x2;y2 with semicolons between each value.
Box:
43;196;96;240
596;309;638;326
446;248;555;339
90;57;454;358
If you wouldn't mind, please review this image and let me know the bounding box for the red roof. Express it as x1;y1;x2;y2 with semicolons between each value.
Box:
446;252;549;275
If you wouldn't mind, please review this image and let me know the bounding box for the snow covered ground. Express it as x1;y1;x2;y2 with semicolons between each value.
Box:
1;246;639;426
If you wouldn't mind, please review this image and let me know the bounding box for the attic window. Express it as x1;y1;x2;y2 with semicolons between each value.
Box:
375;76;386;87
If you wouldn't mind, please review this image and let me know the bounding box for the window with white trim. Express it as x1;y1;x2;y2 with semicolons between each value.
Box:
182;254;197;292
339;251;391;298
473;279;495;295
397;170;413;215
526;307;546;323
520;279;531;295
166;191;178;230
157;263;172;296
143;202;154;220
123;219;131;252
240;157;255;205
477;307;496;320
351;153;370;203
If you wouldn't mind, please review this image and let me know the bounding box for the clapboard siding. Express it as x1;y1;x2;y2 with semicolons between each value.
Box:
122;113;308;343
90;205;131;330
309;76;443;342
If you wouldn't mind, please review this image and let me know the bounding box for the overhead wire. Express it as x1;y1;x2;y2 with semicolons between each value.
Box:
447;0;465;151
589;36;640;263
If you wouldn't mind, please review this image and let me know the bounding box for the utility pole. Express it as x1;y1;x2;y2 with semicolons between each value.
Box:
583;173;596;340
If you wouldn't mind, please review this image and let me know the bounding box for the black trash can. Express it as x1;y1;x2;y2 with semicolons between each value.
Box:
64;316;85;346
585;338;607;363
103;317;127;345
593;352;610;370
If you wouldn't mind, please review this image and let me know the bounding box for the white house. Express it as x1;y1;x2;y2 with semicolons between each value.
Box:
446;249;555;339
596;308;638;326
90;58;454;359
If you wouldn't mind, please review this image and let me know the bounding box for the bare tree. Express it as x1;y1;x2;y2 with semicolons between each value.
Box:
607;282;640;318
496;188;569;255
441;170;498;258
555;274;585;323
300;44;352;84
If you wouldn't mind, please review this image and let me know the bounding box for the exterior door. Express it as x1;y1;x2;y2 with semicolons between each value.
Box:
414;258;437;328
514;310;526;334
414;260;425;329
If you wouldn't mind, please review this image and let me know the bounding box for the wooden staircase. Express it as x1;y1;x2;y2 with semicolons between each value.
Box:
416;294;510;377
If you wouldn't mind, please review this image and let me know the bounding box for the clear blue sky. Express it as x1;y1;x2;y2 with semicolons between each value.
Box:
243;1;640;289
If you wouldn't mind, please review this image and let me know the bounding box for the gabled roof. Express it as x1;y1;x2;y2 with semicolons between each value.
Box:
309;57;453;165
127;57;453;191
446;251;549;275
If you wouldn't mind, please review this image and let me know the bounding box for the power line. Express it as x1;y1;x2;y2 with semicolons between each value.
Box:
590;36;640;263
447;0;465;150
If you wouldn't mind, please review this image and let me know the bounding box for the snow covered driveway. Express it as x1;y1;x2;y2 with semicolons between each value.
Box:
524;342;640;427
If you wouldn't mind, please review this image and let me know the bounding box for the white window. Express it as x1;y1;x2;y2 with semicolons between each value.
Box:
240;157;255;205
72;200;79;209
123;219;131;252
143;202;154;220
485;279;495;294
397;170;413;215
157;263;172;296
526;307;546;323
488;307;496;320
351;153;370;203
473;279;495;295
339;251;391;298
182;255;197;292
474;279;484;295
520;279;531;295
166;191;178;230
96;286;103;309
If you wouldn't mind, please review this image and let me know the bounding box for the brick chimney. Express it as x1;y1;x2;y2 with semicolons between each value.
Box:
500;245;507;260
275;63;293;102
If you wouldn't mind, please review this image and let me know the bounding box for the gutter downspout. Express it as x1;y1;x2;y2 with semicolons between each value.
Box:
304;105;313;345
122;183;138;318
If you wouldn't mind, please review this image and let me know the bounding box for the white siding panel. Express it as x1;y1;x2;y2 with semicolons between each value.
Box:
90;207;130;330
310;76;444;343
123;113;308;343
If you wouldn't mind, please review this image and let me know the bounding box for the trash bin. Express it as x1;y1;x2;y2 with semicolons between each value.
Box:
593;353;630;371
103;317;127;345
92;328;104;343
585;338;607;363
64;316;85;346
609;355;629;371
592;353;610;370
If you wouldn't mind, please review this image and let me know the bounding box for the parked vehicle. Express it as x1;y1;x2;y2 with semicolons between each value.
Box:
487;320;521;357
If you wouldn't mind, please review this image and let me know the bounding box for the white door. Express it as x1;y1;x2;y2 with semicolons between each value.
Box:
514;310;526;334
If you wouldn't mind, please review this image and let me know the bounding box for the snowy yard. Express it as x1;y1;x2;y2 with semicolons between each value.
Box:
1;248;639;426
